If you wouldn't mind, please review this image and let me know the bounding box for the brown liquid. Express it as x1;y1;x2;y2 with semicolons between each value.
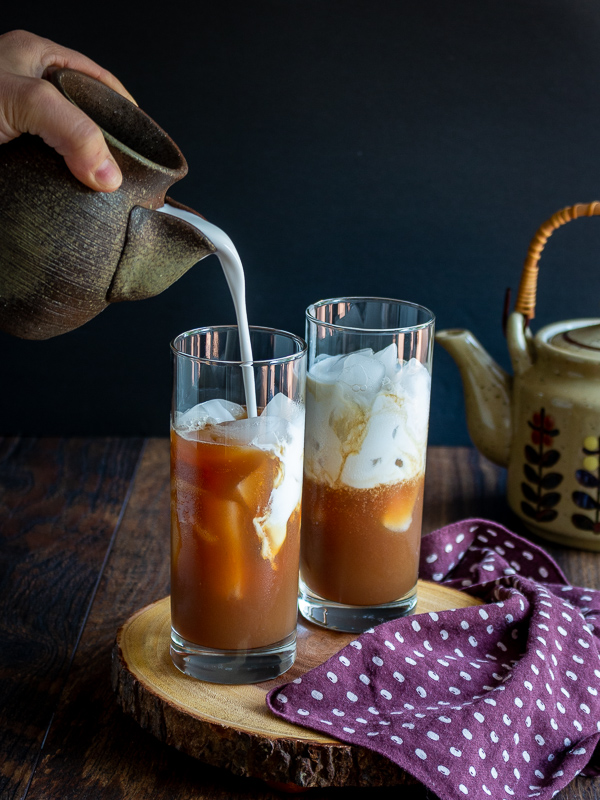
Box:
300;474;424;606
170;428;301;650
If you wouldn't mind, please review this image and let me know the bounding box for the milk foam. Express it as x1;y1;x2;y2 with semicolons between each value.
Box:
304;345;431;491
175;393;304;562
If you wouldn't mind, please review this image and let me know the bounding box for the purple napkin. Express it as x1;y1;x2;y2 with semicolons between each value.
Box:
267;519;600;799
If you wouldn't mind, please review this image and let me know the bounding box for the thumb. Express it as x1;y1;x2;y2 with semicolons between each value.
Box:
2;73;122;192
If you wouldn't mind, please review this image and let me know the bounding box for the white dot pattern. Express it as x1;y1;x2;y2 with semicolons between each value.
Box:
267;519;600;798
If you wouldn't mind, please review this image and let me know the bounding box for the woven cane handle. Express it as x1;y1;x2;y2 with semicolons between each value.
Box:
514;202;600;319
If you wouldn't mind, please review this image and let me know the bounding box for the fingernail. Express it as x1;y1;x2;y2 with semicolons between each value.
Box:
95;157;121;190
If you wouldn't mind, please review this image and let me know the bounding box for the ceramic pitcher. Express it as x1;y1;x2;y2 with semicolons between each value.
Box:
0;68;215;339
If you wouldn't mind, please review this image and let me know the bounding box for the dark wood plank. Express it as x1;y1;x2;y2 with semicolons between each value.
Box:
423;446;511;533
0;436;144;800
18;444;600;799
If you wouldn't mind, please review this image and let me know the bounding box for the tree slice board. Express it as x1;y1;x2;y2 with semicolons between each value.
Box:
112;581;481;789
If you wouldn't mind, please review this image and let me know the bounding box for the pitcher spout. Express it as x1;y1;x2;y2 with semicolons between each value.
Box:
107;199;216;302
436;329;512;467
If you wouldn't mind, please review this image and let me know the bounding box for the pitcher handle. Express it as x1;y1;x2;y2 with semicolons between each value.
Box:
514;201;600;320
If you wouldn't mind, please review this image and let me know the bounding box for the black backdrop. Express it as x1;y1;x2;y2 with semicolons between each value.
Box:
2;1;600;444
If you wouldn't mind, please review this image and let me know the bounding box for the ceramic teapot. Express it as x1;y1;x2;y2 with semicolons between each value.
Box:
0;68;216;339
437;202;600;550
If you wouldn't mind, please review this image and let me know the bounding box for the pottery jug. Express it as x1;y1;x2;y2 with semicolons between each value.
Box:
437;202;600;550
0;68;216;339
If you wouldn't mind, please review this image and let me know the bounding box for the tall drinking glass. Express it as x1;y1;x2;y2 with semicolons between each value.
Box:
299;297;434;633
170;326;306;683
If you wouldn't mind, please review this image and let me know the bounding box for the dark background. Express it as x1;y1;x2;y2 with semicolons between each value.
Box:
2;1;600;444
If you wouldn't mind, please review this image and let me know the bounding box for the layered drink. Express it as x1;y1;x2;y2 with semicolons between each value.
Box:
171;393;304;653
164;205;307;681
301;344;431;610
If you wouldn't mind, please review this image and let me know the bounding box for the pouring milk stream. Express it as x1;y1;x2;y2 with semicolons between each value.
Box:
158;204;257;417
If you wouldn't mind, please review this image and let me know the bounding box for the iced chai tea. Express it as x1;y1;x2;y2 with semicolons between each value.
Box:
170;330;306;684
299;298;434;632
161;206;306;683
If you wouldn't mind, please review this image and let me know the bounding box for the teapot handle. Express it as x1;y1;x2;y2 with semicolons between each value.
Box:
514;201;600;320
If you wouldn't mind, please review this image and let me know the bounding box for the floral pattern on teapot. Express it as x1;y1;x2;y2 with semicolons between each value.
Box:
572;437;600;535
521;408;563;525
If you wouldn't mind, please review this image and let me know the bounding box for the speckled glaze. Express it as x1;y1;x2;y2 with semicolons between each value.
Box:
0;69;215;339
435;328;512;467
437;313;600;550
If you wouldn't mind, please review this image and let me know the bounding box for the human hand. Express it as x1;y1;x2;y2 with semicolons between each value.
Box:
0;30;135;192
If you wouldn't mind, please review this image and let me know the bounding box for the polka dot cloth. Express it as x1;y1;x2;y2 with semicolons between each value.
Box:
266;519;600;799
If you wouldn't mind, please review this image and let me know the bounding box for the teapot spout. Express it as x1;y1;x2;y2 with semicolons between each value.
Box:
108;198;216;303
436;329;512;467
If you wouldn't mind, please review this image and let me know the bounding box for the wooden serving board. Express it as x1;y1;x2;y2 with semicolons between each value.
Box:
112;581;480;789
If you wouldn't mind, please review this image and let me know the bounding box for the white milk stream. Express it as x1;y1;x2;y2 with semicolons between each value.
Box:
158;204;257;417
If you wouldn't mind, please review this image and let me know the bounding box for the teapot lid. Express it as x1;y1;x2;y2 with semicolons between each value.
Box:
548;320;600;360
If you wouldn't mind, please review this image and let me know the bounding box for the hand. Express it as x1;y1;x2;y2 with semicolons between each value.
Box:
0;30;135;192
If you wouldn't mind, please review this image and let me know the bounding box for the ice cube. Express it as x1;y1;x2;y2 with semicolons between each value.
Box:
218;409;299;454
261;392;301;424
176;398;245;432
350;348;375;358
394;358;431;393
236;395;305;561
340;393;423;489
254;416;293;449
218;416;265;447
338;352;386;396
374;343;399;378
305;376;345;483
314;353;333;365
306;348;430;491
340;395;404;488
310;353;345;383
393;358;431;440
256;470;301;559
254;419;304;560
382;480;422;533
311;350;376;384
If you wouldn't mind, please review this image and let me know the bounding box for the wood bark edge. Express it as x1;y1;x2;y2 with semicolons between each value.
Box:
111;640;415;788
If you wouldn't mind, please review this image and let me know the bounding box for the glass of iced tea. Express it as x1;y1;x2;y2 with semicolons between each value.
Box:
170;326;306;683
299;297;434;632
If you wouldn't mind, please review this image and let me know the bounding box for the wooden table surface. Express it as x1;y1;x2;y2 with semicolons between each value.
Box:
2;438;600;800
